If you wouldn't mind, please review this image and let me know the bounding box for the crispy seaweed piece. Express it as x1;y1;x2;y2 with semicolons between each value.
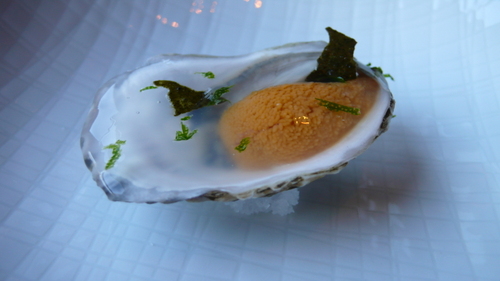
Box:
153;80;210;116
151;81;232;116
306;27;357;83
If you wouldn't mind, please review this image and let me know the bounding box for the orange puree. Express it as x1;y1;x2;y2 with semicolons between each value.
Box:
218;76;380;170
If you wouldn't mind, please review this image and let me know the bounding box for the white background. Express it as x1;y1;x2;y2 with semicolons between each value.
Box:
1;0;500;280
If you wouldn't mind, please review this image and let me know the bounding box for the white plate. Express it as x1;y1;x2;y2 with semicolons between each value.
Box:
1;0;499;280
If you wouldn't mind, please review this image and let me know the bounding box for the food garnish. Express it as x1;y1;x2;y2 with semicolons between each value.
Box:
367;63;394;81
175;121;198;141
306;27;357;83
316;98;361;115
235;137;250;152
104;140;126;170
195;71;215;79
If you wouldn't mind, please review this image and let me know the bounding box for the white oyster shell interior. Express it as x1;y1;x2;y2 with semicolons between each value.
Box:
81;41;394;203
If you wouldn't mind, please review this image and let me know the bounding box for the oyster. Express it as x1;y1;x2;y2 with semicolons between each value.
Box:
81;29;394;203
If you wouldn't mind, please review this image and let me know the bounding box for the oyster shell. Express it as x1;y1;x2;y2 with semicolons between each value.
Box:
81;40;394;204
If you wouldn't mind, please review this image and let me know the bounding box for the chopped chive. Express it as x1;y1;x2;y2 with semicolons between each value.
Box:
384;74;395;81
175;122;197;141
235;137;250;152
139;86;158;92
104;140;126;170
207;86;233;106
316;98;360;115
367;63;394;81
195;71;215;79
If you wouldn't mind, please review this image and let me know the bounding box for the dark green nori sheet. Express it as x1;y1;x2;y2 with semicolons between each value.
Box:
306;27;357;83
153;80;210;116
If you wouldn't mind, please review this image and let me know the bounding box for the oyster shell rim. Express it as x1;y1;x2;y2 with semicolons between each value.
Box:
186;96;395;203
80;41;396;204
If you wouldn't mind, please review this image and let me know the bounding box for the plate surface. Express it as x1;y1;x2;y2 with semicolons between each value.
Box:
1;0;499;280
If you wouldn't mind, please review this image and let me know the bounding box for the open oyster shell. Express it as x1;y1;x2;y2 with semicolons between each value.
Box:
81;40;394;203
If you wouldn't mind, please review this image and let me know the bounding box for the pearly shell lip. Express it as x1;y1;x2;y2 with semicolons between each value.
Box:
189;94;395;203
81;41;395;204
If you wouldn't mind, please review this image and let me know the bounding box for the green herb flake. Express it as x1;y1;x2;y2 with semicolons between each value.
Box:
195;71;215;79
367;63;394;81
316;98;360;115
384;74;395;81
235;137;250;152
175;122;198;141
153;80;210;116
208;86;233;106
139;86;158;92
103;140;126;170
180;115;192;121
306;27;357;83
